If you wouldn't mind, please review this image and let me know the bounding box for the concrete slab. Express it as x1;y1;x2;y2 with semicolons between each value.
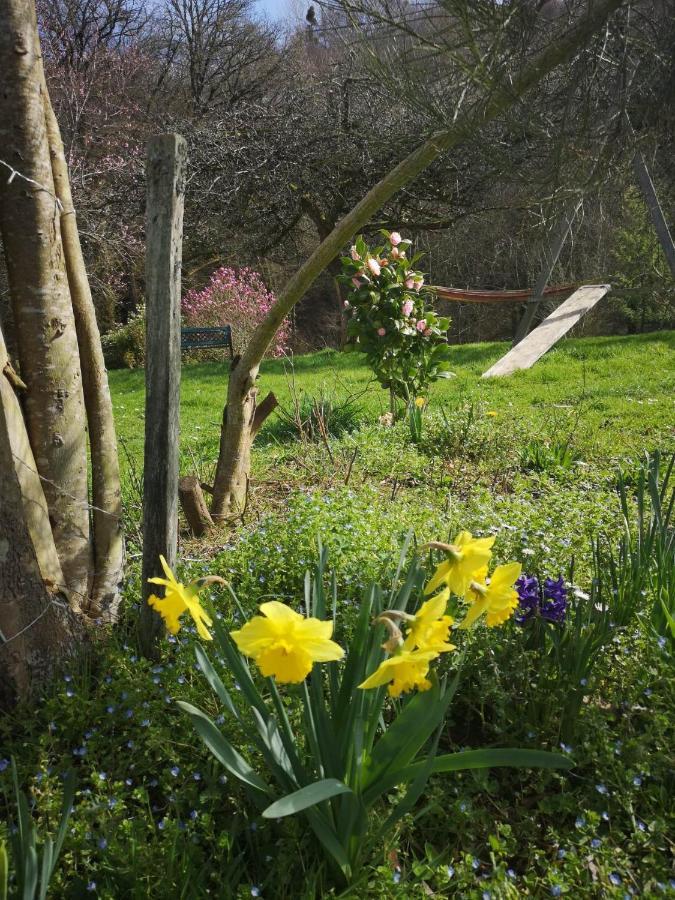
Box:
482;284;610;378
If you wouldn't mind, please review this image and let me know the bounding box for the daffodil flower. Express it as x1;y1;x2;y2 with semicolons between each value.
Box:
231;601;344;684
358;649;438;697
147;555;217;640
424;532;496;599
459;562;522;628
403;593;455;654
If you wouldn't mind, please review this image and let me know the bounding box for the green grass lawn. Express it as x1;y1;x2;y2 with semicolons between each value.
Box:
110;331;674;540
110;331;675;472
2;331;674;899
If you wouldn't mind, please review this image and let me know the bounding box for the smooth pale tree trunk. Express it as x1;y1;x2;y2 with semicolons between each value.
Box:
210;372;258;519
0;443;81;711
0;0;124;701
210;0;626;518
0;328;64;591
0;330;83;709
0;0;90;604
43;90;124;619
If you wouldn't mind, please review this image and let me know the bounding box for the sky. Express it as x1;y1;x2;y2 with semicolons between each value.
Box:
253;0;298;24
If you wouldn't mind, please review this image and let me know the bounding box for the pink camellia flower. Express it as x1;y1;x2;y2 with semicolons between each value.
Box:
389;232;402;246
367;257;381;277
350;245;360;260
414;277;425;292
424;327;432;337
404;277;415;290
402;299;414;316
351;277;362;289
377;327;386;336
416;320;427;332
390;247;400;259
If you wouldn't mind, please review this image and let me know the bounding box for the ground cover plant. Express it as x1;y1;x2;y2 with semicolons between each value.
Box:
1;332;674;898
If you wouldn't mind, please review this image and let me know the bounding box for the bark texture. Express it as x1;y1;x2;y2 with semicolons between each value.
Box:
0;0;90;604
0;362;83;711
0;329;65;593
43;90;124;619
139;134;186;657
211;372;258;519
179;476;214;536
0;0;125;702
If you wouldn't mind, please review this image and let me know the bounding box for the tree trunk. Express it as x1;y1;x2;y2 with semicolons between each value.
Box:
0;354;84;710
209;0;626;519
42;89;124;619
211;369;258;520
0;328;65;593
0;0;90;604
0;0;125;701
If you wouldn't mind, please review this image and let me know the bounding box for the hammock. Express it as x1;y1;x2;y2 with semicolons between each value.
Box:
429;283;578;304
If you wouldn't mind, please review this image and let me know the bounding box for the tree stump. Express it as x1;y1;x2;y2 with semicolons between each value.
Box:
179;476;214;536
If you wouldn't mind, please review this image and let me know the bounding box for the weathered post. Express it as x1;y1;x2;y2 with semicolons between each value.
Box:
139;134;187;658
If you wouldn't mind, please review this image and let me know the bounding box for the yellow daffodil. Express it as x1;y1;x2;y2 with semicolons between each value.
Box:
415;397;426;408
231;601;344;684
358;649;438;697
486;410;498;417
424;532;496;599
459;562;522;629
403;593;456;653
147;555;214;640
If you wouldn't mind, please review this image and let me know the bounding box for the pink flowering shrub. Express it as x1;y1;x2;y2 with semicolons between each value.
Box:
339;232;453;405
182;267;290;358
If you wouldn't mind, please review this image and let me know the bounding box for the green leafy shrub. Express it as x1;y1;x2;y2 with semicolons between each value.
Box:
101;308;146;369
338;232;453;408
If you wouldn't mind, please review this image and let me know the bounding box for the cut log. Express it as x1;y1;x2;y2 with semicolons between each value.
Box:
179;476;214;537
482;284;610;378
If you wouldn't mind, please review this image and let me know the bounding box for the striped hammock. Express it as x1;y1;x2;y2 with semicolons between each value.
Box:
429;283;577;304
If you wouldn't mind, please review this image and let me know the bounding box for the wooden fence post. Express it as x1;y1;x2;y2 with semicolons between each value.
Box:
138;134;187;658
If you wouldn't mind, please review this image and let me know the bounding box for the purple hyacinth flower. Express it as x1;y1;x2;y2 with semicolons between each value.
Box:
515;574;540;624
516;574;568;625
541;576;568;623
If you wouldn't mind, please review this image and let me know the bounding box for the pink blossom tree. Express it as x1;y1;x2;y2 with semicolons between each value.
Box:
182;267;290;358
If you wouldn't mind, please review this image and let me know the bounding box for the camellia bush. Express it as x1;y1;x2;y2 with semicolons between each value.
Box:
338;232;454;410
182;267;290;358
147;532;570;885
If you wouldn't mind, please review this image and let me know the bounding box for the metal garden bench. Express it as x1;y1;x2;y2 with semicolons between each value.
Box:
180;325;233;359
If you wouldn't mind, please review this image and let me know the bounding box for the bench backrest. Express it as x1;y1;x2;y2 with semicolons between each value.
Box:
181;326;232;351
